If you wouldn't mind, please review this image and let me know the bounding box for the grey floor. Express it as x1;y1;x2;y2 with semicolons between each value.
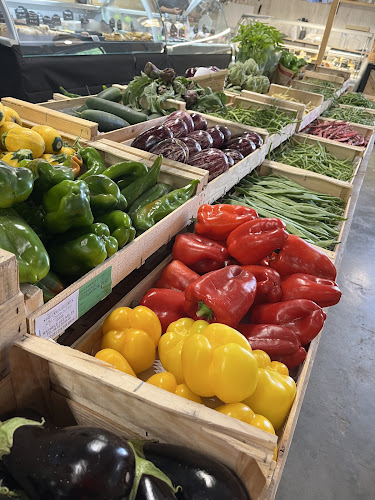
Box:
276;155;375;500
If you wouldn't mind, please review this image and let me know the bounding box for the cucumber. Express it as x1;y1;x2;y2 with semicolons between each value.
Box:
86;97;148;125
79;109;129;132
96;87;122;102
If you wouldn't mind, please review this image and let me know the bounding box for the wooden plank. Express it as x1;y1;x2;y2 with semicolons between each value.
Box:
0;375;16;412
315;66;351;82
1;98;98;140
303;70;344;86
338;103;375;116
240;90;306;122
316;0;341;67
189;69;228;92
20;284;44;316
268;84;324;108
0;249;19;305
0;292;26;378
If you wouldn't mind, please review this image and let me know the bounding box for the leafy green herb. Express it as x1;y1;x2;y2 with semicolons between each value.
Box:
279;50;307;73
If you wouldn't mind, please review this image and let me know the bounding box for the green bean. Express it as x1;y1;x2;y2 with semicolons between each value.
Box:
322;105;375;126
337;92;375;109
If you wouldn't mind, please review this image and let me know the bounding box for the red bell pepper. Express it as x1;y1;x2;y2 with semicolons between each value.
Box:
195;204;258;240
227;218;288;265
238;323;300;355
251;299;326;347
269;234;337;280
155;260;199;292
271;347;307;369
242;265;282;304
281;273;342;307
172;233;229;274
184;265;257;327
140;288;185;333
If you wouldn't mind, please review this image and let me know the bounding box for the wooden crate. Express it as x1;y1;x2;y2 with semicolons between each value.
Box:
240;89;306;122
315;66;351;82
189;69;228;92
1;144;207;341
98;112;269;203
302;70;344;86
338;103;375;116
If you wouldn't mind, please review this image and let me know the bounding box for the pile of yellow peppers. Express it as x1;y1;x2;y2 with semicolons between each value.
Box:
95;307;297;458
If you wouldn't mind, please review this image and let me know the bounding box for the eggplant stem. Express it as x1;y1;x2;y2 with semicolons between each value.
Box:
0;417;44;460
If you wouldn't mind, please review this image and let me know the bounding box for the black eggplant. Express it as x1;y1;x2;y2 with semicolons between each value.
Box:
142;442;250;500
135;475;178;500
1;419;135;500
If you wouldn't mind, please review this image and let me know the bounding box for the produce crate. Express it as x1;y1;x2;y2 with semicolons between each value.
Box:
315;66;351;82
255;161;352;260
0;143;207;344
98;112;269;203
291;79;349;100
240;89;307;122
189;69;228;92
302;70;344;87
338;103;375;116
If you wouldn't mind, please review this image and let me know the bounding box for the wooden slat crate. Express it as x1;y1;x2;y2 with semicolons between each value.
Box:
315;66;351;82
98;112;269;203
240;90;307;122
338;103;375;116
291;79;349;100
189;69;228;92
302;70;344;86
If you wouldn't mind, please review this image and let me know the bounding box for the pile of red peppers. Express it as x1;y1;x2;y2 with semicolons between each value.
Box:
141;204;342;370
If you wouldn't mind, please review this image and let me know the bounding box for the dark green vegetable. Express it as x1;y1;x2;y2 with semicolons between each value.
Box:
96;210;135;248
211;104;296;134
77;145;107;179
35;271;64;302
128;183;172;220
337;92;375;109
223;172;346;250
272;139;355;182
59;86;80;98
279;50;307;73
121;155;162;207
85;174;127;214
0;161;34;208
132;179;199;232
86;97;148;125
322;105;375;125
79;109;130;132
102;161;148;187
96;86;123;102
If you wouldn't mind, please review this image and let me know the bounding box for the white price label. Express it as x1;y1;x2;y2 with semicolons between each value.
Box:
35;290;79;339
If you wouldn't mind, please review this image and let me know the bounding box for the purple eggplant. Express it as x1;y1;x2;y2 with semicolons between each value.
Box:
227;138;256;157
165;111;194;134
188;148;229;181
131;125;173;151
163;118;188;138
215;125;232;145
222;148;244;165
225;154;235;167
206;127;225;149
241;131;263;148
180;136;202;156
150;138;188;163
190;112;207;131
188;130;213;150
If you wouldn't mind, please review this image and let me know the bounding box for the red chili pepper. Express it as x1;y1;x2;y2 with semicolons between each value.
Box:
271;347;307;369
184;265;257;327
227;218;288;265
251;299;326;347
140;288;186;333
238;323;300;355
241;265;282;304
269;234;337;280
156;260;199;292
172;233;229;274
281;273;342;307
195;204;258;241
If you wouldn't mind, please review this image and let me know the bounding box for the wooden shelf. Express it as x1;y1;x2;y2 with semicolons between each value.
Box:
340;1;375;8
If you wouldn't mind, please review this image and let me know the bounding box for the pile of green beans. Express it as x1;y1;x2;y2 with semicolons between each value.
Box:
210;105;297;134
302;80;337;99
222;173;346;250
271;139;355;182
337;92;375;109
322;105;375;125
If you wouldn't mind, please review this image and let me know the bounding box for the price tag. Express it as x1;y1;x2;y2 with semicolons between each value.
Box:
52;14;61;27
26;10;39;26
15;6;27;20
117;20;122;31
63;9;73;21
91;34;100;42
35;267;112;339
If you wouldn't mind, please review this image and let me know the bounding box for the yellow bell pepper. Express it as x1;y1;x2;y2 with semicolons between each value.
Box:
146;372;203;403
159;318;259;403
243;350;296;431
216;403;277;460
101;306;162;373
95;348;136;377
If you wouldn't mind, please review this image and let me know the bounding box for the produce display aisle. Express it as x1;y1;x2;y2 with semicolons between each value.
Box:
0;58;374;499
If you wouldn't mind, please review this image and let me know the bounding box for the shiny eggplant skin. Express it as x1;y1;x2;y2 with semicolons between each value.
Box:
222;148;244;165
241;132;263;148
190;113;207;131
188;148;229;181
135;475;178;500
188;130;213;150
2;425;135;500
215;125;232;144
165;111;194;134
131;126;173;151
179;137;202;156
149;138;188;163
206;127;225;149
163;118;188;138
227;138;256;157
142;443;250;500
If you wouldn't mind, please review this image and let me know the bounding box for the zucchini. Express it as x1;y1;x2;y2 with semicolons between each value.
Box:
96;87;122;102
79;109;129;132
85;97;148;125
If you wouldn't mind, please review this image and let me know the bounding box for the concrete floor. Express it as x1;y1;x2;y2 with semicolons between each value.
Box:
276;155;375;500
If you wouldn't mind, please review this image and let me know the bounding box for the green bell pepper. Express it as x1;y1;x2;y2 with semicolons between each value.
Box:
32;160;75;195
0;207;50;283
35;271;65;302
132;179;200;233
77;145;107;179
128;183;172;220
66;222;118;257
85;174;127;215
0;161;34;208
121;155;162;208
96;210;135;249
43;179;94;233
102;160;148;189
15;199;47;241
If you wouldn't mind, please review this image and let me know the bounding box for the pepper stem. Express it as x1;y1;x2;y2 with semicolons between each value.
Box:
196;301;214;320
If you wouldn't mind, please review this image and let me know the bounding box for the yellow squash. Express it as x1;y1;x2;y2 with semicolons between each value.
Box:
1;149;34;167
31;125;63;154
0;122;21;150
4;128;45;158
3;106;22;126
0;102;5;126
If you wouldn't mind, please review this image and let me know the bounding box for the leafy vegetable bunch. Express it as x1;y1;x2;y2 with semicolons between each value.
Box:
279;50;307;74
123;63;227;115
